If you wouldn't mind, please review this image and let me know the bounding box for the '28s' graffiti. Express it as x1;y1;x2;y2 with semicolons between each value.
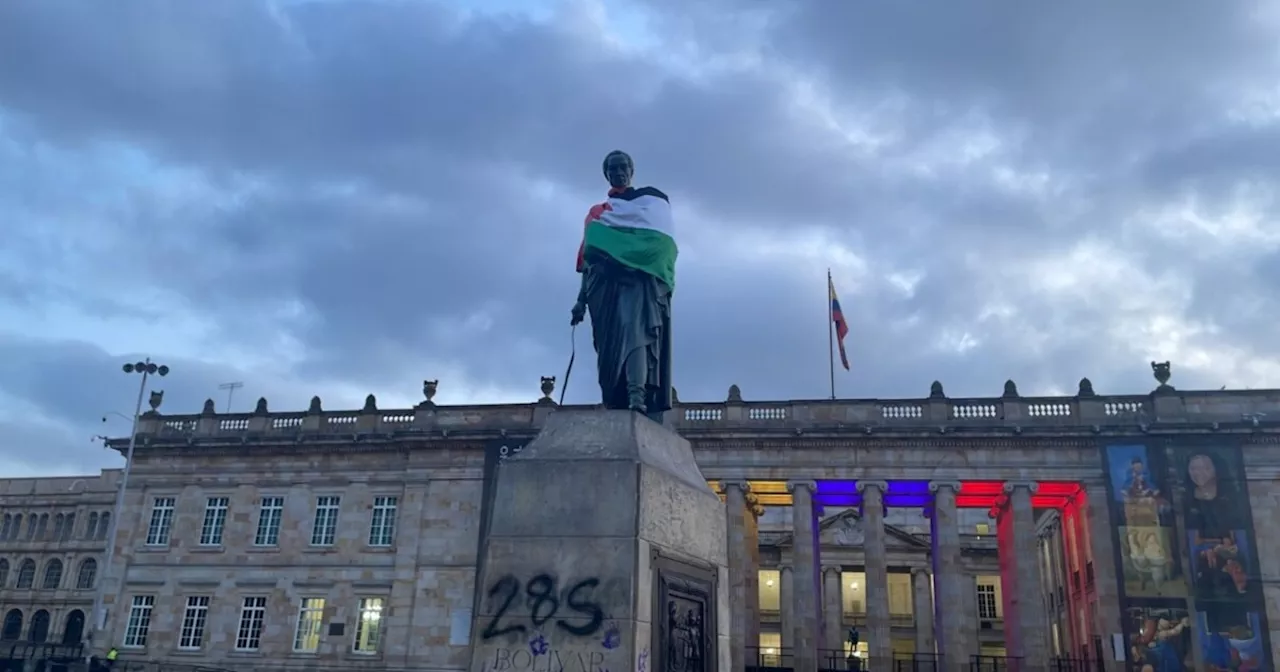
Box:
481;574;605;639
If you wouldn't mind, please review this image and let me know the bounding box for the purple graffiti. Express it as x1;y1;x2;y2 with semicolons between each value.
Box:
602;622;620;650
529;633;549;656
638;647;649;672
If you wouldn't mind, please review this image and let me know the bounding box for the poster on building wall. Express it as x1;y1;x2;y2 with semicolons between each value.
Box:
1103;444;1194;670
1168;444;1272;671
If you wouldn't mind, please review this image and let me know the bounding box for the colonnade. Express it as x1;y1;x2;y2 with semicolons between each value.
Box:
722;480;1121;672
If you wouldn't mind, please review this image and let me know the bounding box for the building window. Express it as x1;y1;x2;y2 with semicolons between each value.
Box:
97;512;110;540
0;559;8;587
178;596;210;650
975;523;990;536
310;497;340;547
199;497;230;546
53;514;65;541
976;584;999;620
144;498;176;546
293;598;326;652
254;496;284;547
85;513;98;540
76;559;97;590
41;559;63;590
9;514;21;541
61;513;75;541
28;610;50;643
123;596;155;648
353;597;384;654
34;514;48;540
0;514;11;540
15;559;36;589
236;597;267;651
25;516;36;540
369;497;398;547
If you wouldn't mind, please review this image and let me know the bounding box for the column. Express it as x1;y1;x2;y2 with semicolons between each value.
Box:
911;567;935;656
787;480;820;672
857;480;892;668
747;500;764;658
780;564;795;655
1007;482;1049;665
1081;482;1123;672
724;481;751;672
994;505;1022;659
928;481;975;667
822;565;844;663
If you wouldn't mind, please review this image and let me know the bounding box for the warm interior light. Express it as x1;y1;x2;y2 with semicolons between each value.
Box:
766;580;774;587
850;582;858;589
764;648;776;655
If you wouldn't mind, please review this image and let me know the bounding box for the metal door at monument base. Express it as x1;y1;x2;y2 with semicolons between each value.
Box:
651;554;718;672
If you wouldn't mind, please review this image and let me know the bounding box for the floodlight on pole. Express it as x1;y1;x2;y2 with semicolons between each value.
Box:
86;358;170;659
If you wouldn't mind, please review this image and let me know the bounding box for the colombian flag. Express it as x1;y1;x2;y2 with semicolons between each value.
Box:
829;274;850;370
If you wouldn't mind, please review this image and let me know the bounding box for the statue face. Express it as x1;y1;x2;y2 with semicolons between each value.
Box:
603;151;633;189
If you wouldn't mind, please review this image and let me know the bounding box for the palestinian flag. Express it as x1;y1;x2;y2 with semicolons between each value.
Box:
575;186;677;289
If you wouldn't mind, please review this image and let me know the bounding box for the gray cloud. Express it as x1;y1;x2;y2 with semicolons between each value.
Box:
1;0;1277;475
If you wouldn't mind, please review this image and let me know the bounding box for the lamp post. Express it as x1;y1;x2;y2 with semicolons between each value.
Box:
86;359;169;658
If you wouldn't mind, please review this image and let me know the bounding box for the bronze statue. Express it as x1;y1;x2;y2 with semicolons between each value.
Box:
570;151;676;422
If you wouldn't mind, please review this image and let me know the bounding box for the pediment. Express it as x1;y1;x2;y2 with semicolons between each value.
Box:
772;509;929;550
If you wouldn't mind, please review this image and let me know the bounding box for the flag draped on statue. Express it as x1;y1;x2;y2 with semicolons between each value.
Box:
829;272;850;371
575;186;677;289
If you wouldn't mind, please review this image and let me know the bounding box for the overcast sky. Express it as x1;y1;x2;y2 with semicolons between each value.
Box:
1;0;1278;477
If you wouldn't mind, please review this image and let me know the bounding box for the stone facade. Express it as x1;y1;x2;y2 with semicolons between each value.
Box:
7;377;1280;670
0;471;118;647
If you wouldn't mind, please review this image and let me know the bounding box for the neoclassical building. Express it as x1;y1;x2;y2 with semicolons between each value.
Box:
6;370;1280;671
0;471;118;650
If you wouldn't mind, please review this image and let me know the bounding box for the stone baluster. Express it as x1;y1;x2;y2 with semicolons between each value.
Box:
786;480;820;672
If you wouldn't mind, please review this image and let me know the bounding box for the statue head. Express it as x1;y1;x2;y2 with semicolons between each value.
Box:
602;150;634;189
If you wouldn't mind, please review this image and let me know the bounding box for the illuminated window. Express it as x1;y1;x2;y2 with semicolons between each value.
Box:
293;598;326;652
975;523;990;536
758;570;780;611
353;597;385;654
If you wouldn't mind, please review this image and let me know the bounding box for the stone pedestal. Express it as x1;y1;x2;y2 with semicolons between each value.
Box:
469;410;730;672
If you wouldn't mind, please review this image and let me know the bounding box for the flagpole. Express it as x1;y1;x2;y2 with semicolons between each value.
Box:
827;268;836;400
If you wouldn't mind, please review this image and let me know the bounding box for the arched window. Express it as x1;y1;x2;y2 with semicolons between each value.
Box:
86;513;99;541
0;559;8;588
29;610;50;643
1;514;10;540
24;516;36;541
62;610;85;645
76;559;97;590
1;609;22;640
52;514;65;541
42;559;63;590
35;514;48;540
15;559;36;589
10;514;21;541
62;513;75;541
96;513;110;540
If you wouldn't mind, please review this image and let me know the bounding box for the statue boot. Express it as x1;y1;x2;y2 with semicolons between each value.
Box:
627;385;647;414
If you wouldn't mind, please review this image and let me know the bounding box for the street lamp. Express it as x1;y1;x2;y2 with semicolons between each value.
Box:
86;359;170;658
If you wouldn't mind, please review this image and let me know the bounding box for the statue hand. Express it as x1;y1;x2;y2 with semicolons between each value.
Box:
570;301;586;326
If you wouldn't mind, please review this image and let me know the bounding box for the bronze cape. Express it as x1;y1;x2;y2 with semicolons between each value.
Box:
581;249;673;420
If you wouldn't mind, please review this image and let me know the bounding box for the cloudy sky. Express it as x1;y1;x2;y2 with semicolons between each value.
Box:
1;0;1278;477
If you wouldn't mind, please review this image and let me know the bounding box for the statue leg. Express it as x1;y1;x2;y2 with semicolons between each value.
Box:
624;347;647;413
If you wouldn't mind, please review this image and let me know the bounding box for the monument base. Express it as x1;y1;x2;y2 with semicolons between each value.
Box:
470;409;728;672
